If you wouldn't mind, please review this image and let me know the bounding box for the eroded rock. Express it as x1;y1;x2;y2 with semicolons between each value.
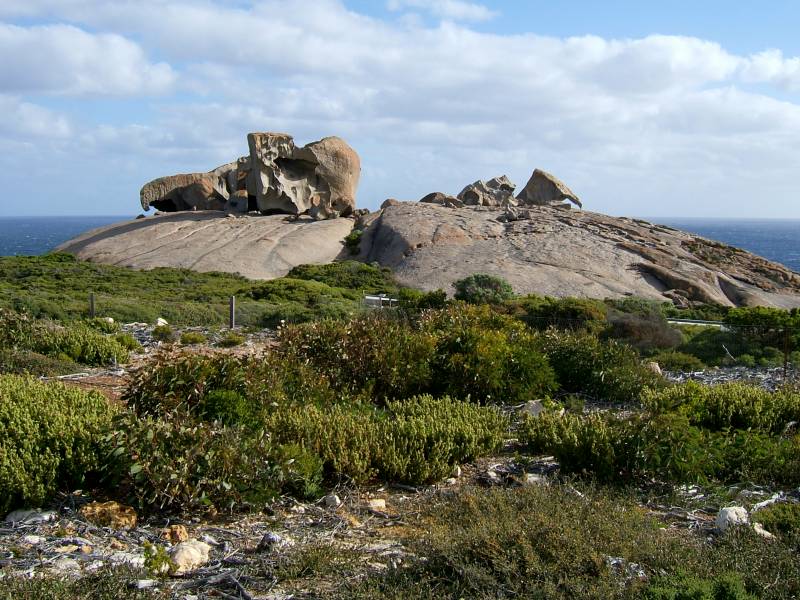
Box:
457;175;516;207
140;132;360;220
170;540;212;575
79;501;137;529
517;169;582;208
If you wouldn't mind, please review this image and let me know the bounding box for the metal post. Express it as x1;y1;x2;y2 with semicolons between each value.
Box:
89;293;96;319
229;296;236;330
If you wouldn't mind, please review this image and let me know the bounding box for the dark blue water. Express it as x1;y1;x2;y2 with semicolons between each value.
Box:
0;216;129;256
650;218;800;274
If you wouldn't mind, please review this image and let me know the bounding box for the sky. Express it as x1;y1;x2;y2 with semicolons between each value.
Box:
1;1;800;218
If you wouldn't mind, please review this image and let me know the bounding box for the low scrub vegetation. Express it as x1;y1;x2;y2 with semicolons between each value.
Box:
520;382;800;486
0;309;129;372
345;483;797;599
0;375;117;513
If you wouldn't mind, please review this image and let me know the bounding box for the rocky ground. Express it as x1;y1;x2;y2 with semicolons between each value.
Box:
10;343;799;598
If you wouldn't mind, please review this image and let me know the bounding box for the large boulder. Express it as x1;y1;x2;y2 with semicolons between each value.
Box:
247;133;360;219
457;175;516;207
140;172;230;212
517;169;582;208
140;133;360;220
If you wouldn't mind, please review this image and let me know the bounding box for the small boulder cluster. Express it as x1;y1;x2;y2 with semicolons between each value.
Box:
419;168;581;210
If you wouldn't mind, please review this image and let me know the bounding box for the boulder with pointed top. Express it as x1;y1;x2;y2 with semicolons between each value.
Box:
517;169;582;208
457;175;516;207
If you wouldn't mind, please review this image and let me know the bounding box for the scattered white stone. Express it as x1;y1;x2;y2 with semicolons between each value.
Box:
324;494;342;509
289;504;306;515
108;551;145;569
752;493;788;512
170;540;212;575
199;534;219;547
20;535;45;546
518;400;546;418
521;473;546;486
445;478;458;485
367;499;387;512
451;465;462;478
50;557;81;575
155;318;169;327
753;522;775;540
102;317;115;324
135;580;159;590
85;560;105;573
716;506;749;532
5;509;57;525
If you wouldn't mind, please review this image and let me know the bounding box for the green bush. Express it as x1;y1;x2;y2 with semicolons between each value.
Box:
520;407;800;486
105;412;286;511
752;502;800;538
0;375;117;513
452;273;514;305
265;396;507;485
124;352;335;421
0;309;129;366
151;324;176;343
343;230;363;255
537;330;662;403
114;333;143;353
280;306;557;403
0;349;81;377
217;332;245;348
179;331;207;345
287;261;397;294
643;382;800;434
645;573;757;600
397;288;449;311
511;294;608;332
605;310;683;354
651;351;705;372
279;314;437;401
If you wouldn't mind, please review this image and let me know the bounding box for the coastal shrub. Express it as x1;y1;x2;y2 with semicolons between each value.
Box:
0;375;117;513
347;482;800;600
452;273;514;304
0;349;81;377
179;331;207;345
752;502;800;539
250;278;361;327
281;306;556;403
264;396;507;485
0;309;129;366
287;261;398;294
343;230;363;255
643;382;800;434
279;315;437;400
217;331;245;348
650;351;705;372
605;310;683;353
430;322;557;403
520;407;800;486
114;333;142;353
105;412;287;511
645;573;756;600
397;288;449;311
151;324;176;343
537;330;662;403
378;396;508;484
124;351;335;420
512;294;608;332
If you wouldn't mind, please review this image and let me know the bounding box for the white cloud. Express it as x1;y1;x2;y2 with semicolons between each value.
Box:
387;0;497;22
2;1;800;217
0;95;71;138
0;23;174;95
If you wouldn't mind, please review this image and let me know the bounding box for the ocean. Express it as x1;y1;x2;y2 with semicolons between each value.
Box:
0;215;797;274
0;216;129;257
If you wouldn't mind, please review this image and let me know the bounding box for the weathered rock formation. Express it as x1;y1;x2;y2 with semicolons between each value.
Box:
516;169;582;208
140;133;360;220
57;212;355;280
457;176;516;207
64;166;800;309
356;202;800;309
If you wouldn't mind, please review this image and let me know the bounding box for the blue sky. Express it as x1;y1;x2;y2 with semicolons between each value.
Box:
1;0;799;218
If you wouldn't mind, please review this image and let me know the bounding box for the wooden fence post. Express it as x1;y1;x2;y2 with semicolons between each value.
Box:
229;296;236;330
89;293;96;319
